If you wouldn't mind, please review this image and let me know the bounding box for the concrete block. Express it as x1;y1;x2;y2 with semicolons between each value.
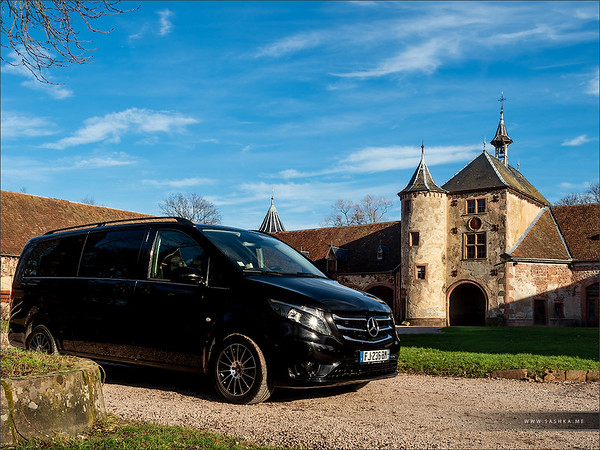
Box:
586;370;599;382
543;369;565;382
491;369;528;380
0;358;105;447
565;370;588;382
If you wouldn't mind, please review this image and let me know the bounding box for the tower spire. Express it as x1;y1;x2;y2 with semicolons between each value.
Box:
398;143;445;195
259;191;286;233
490;92;513;166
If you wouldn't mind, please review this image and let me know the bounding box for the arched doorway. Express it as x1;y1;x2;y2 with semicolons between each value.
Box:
367;285;394;311
448;282;486;326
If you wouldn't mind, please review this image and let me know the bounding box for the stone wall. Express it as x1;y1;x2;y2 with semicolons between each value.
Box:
1;255;19;293
505;261;599;326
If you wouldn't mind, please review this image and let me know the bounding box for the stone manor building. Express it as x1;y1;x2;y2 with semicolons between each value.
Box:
273;107;599;327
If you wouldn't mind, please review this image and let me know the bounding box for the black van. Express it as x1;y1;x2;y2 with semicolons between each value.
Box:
9;217;399;403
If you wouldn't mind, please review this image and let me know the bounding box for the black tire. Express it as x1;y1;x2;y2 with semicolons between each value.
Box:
212;333;274;404
26;325;58;354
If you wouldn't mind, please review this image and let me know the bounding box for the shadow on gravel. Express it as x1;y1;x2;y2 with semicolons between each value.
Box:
99;361;364;404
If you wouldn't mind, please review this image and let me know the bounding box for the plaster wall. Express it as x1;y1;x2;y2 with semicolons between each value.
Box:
400;192;447;325
505;191;545;250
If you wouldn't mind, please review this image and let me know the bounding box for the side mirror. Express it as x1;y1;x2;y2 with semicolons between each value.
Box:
172;266;204;285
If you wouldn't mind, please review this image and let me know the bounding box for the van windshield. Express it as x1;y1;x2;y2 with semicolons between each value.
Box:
201;228;325;277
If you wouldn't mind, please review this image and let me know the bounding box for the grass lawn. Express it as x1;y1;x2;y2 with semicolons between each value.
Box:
14;414;273;450
398;326;599;378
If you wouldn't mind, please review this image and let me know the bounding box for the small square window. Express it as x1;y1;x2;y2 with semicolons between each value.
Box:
466;198;486;214
416;265;426;280
410;231;420;246
465;232;486;259
554;302;564;318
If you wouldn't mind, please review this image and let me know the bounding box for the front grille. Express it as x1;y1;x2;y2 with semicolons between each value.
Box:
328;358;398;379
332;313;395;345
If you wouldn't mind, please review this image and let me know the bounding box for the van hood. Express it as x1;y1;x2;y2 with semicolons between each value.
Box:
245;274;390;314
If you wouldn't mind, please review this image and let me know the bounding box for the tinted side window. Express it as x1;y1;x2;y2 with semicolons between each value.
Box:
151;230;205;280
22;235;86;277
79;229;146;279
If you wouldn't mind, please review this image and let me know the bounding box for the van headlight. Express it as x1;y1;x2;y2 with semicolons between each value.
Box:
268;299;332;336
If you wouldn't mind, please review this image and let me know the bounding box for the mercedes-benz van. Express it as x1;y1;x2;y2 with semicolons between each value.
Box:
9;217;400;403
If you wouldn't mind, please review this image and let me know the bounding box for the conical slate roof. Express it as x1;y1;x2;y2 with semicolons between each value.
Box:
258;197;286;233
441;151;549;206
398;146;446;195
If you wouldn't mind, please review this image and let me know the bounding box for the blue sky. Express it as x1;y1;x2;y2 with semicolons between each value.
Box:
2;1;598;231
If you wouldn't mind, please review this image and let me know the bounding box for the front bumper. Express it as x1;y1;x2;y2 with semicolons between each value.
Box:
268;325;400;389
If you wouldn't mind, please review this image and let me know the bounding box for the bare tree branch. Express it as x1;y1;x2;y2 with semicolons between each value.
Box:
322;195;393;227
555;182;600;206
159;193;222;224
1;0;137;83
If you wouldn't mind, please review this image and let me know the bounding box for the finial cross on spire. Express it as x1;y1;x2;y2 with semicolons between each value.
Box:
498;91;507;110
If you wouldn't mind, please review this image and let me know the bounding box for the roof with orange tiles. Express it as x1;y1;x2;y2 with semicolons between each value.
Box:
1;191;151;256
552;203;599;261
274;221;401;273
507;203;599;262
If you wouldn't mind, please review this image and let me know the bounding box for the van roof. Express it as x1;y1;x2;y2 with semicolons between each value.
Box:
44;216;196;235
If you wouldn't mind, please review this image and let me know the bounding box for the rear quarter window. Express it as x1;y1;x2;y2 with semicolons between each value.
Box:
22;235;86;277
79;228;146;279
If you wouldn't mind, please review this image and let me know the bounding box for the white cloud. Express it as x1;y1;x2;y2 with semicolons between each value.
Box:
255;31;324;58
44;108;198;149
2;53;73;99
1;112;57;139
142;178;214;189
1;152;137;183
561;134;592;146
337;38;458;78
70;153;138;169
586;69;599;96
277;144;480;179
158;9;174;36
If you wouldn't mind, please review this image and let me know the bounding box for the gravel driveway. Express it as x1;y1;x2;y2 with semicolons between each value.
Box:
101;365;599;449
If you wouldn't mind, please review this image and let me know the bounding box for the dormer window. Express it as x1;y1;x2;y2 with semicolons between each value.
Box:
466;198;486;214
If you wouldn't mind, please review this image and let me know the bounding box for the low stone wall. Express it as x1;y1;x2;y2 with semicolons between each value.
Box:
491;369;600;382
0;358;105;446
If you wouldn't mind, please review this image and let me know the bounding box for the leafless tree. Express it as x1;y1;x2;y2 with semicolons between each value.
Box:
1;0;136;83
159;193;222;224
81;196;96;205
555;182;600;206
322;195;393;227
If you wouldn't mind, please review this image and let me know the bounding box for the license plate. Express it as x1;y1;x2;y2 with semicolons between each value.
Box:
359;349;390;363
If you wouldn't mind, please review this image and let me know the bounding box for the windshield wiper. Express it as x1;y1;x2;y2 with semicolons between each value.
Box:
243;269;283;276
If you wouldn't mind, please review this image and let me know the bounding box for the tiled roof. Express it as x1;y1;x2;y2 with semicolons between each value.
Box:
508;208;570;260
1;191;150;256
442;152;549;206
275;221;401;273
507;203;599;262
551;203;600;261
